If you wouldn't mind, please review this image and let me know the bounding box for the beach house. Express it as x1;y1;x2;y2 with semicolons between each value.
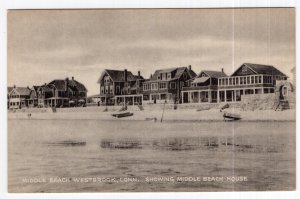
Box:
36;77;88;108
8;86;32;109
181;69;227;104
97;69;144;105
217;63;288;103
142;66;196;104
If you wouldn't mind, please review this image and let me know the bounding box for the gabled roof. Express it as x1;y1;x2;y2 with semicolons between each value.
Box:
68;80;88;92
48;80;67;91
99;69;138;83
39;85;53;92
32;86;41;92
48;79;87;92
150;66;196;81
232;63;287;77
10;87;31;96
199;70;228;78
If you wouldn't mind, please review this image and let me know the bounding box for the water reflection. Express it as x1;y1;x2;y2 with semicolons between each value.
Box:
99;135;287;153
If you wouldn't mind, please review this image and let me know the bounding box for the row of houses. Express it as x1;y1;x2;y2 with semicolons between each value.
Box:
8;77;88;109
97;63;292;106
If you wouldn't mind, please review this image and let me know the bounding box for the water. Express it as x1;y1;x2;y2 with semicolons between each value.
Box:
8;119;295;192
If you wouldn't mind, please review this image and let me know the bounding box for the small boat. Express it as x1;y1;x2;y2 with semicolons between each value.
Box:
223;112;241;121
112;111;134;118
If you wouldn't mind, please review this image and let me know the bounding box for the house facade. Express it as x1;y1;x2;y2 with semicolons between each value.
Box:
37;77;88;108
182;70;227;104
8;86;32;109
142;66;196;104
217;63;288;103
97;69;144;105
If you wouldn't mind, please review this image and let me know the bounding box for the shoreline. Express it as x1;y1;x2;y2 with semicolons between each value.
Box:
7;107;296;122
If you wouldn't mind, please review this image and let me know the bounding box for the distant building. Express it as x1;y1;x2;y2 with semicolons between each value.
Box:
36;77;88;108
8;86;32;109
182;69;227;103
217;63;288;103
97;69;144;105
142;65;196;104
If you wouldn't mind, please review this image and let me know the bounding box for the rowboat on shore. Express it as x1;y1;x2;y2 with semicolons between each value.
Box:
223;112;241;121
112;112;134;118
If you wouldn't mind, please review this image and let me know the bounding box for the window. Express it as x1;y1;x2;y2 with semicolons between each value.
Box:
251;76;254;84
170;82;176;89
116;86;120;93
247;77;250;84
159;83;167;90
236;77;239;85
258;76;262;83
240;77;244;85
151;83;158;90
229;78;232;85
167;73;171;79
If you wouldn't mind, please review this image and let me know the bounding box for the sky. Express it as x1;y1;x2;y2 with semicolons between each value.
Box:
7;8;295;95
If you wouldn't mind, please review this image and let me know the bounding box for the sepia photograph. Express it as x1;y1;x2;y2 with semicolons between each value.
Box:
7;8;296;193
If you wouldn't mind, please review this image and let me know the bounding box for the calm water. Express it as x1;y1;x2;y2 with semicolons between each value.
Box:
8;119;295;192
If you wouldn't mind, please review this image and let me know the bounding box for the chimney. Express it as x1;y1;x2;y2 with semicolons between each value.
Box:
72;76;74;80
13;85;16;88
65;77;69;91
124;69;128;82
188;65;191;71
44;83;46;86
221;68;224;73
138;71;140;78
150;74;153;79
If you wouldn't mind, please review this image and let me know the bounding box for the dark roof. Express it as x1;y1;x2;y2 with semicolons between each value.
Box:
68;80;88;92
7;87;13;94
150;66;196;81
48;80;67;91
233;63;287;77
32;86;41;92
48;79;87;92
38;85;53;92
105;69;137;82
200;70;228;78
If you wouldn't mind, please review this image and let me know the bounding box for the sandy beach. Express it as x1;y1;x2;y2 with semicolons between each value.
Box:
7;106;296;122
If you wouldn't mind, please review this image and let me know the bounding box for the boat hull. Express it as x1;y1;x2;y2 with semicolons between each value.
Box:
112;112;134;118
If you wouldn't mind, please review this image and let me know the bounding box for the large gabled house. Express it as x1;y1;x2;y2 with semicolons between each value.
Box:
142;66;196;104
182;69;227;103
97;69;144;105
8;86;32;109
217;63;288;102
36;77;88;108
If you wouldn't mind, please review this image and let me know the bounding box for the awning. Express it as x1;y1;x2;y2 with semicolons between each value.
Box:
192;77;210;84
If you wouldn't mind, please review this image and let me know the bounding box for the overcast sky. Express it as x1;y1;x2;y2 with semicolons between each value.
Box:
8;8;295;95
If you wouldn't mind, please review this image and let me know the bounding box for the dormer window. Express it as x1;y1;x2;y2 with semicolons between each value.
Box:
167;73;171;79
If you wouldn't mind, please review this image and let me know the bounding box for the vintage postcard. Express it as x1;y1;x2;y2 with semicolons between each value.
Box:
7;8;296;192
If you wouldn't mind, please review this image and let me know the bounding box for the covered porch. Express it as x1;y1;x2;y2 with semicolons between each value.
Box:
114;94;143;106
218;87;275;102
182;90;218;104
